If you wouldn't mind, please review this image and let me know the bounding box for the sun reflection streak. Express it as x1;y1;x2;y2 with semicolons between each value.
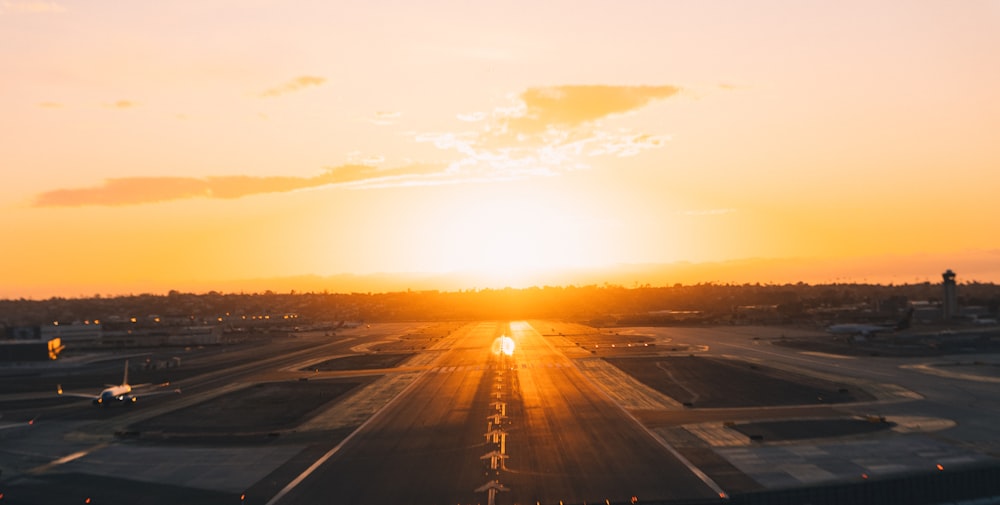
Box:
492;335;516;356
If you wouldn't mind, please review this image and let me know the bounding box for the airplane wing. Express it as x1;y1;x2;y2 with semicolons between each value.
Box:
56;385;97;399
136;387;182;397
0;415;38;430
131;381;181;397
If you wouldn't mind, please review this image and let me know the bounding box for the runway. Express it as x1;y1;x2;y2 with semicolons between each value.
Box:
273;321;721;505
6;321;1000;504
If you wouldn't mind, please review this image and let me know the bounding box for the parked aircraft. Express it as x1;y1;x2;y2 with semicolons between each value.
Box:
826;307;913;337
57;360;180;406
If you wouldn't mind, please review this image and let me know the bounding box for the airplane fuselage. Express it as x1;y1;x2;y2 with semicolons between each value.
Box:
94;384;134;406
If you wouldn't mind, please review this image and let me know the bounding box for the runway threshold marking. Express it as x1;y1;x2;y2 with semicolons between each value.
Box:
28;442;110;475
800;351;856;360
263;357;431;505
901;363;1000;384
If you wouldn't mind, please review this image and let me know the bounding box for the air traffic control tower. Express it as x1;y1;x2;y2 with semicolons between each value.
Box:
942;269;958;320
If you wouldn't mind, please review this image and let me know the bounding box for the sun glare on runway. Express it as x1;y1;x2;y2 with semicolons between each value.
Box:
492;335;516;356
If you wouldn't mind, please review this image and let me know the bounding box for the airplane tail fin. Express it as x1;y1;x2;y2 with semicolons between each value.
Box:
896;307;914;330
123;360;129;386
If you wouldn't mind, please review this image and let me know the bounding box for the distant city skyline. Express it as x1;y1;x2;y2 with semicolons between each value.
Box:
3;1;999;299
4;252;997;300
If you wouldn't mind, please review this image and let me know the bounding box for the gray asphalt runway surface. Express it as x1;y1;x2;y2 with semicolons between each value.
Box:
274;321;721;505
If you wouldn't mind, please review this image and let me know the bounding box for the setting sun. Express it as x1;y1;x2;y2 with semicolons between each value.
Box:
435;191;597;277
2;1;999;298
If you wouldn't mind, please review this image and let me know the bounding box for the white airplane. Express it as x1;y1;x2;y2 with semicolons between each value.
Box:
57;360;180;407
826;308;913;337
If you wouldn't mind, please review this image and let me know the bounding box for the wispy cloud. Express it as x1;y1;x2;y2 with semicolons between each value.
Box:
456;112;485;122
717;83;750;91
366;111;401;126
31;165;446;207
347;151;386;166
0;1;65;13
508;85;680;133
411;84;682;183
31;84;684;206
38;101;63;109
105;100;137;109
585;132;672;157
260;76;326;97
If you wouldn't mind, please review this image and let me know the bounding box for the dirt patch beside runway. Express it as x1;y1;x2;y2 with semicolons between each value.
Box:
774;332;1000;357
732;418;895;442
933;361;1000;378
304;353;414;371
606;356;873;408
130;379;367;435
0;472;234;505
773;336;943;357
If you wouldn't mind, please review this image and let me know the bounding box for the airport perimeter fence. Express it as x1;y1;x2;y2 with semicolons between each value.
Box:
597;464;1000;505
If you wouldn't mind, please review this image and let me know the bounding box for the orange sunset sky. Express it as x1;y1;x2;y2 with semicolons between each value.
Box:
2;1;999;299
